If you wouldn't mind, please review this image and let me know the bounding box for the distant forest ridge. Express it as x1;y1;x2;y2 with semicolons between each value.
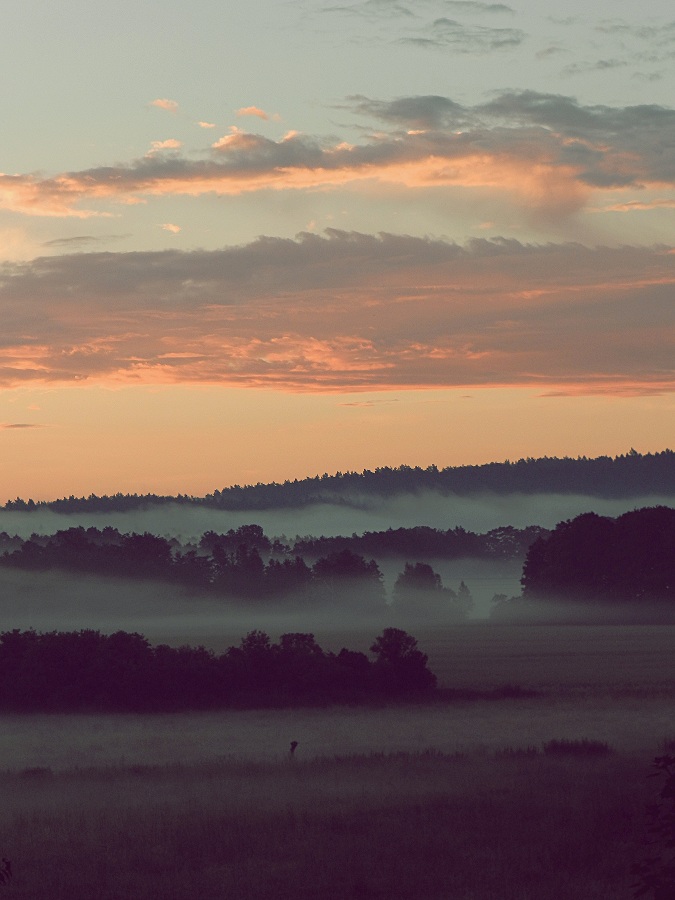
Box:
4;449;674;513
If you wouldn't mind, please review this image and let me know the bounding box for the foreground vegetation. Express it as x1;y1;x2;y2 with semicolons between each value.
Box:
0;745;667;899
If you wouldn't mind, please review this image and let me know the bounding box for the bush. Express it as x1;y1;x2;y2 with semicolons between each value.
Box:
632;755;675;899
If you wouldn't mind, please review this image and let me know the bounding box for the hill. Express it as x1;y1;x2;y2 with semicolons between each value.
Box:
4;449;674;513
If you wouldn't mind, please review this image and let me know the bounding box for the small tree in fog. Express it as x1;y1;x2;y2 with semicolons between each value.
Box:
392;563;470;622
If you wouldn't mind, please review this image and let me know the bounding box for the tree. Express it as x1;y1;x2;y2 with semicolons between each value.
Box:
312;549;386;611
521;507;675;608
369;628;436;693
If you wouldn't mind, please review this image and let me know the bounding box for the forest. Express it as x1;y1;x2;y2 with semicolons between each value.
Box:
4;449;673;513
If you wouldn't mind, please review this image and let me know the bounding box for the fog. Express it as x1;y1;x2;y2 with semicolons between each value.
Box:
0;491;671;542
1;694;672;771
0;552;523;644
0;491;670;637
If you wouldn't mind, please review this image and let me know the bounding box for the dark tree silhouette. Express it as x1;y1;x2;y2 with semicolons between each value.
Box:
369;628;437;694
521;506;675;607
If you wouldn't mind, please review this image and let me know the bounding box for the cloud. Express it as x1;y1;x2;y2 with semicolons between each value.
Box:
345;94;470;129
1;91;674;218
150;98;179;113
42;234;130;248
403;18;524;51
323;0;513;20
236;106;270;120
594;199;675;212
0;231;672;395
148;139;183;155
440;1;513;12
1;423;46;429
160;223;181;233
197;121;216;129
562;58;627;77
553;17;675;80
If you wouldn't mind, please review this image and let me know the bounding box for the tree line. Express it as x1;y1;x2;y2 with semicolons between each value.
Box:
4;449;673;512
0;522;546;618
0;627;436;712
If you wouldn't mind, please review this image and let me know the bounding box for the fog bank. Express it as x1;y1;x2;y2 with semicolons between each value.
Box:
0;492;671;541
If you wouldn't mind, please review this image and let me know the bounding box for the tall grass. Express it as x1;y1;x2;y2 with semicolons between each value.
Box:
0;748;652;899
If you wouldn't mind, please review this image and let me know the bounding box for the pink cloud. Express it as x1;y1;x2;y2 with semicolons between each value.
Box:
0;132;589;217
150;98;179;113
1;92;674;218
148;139;183;154
0;232;671;395
236;106;270;120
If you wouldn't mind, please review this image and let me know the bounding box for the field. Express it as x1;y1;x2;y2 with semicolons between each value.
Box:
0;624;673;898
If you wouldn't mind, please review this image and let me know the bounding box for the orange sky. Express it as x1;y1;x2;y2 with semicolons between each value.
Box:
1;384;672;502
1;1;674;501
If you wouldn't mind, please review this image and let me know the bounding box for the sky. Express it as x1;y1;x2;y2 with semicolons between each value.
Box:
0;0;674;502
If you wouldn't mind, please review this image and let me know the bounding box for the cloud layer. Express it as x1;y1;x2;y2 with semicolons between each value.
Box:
0;230;672;393
1;91;674;219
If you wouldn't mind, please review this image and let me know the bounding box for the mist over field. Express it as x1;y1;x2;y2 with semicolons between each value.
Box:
0;491;671;542
0;556;522;641
0;485;672;635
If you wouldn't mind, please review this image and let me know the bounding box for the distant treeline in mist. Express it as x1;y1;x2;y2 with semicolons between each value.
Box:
493;505;675;620
0;523;542;617
0;627;435;712
4;449;673;512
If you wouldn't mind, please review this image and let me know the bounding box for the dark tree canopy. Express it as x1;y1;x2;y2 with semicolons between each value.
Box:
521;506;675;606
369;628;437;693
0;628;436;712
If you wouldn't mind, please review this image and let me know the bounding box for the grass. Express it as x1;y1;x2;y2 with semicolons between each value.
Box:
0;748;656;899
542;739;614;757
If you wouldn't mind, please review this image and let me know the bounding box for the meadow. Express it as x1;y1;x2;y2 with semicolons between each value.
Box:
0;624;673;898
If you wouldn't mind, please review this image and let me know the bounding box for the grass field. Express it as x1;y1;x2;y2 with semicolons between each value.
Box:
0;623;672;898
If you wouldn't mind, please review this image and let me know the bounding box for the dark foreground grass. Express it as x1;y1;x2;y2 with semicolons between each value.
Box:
0;747;658;899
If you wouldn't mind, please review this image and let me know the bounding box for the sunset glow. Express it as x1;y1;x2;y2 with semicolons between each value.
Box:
0;0;673;501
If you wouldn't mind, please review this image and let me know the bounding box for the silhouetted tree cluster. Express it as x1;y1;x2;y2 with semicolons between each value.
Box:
0;526;385;606
391;563;473;622
521;506;675;606
291;525;546;560
5;450;673;512
0;628;436;712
